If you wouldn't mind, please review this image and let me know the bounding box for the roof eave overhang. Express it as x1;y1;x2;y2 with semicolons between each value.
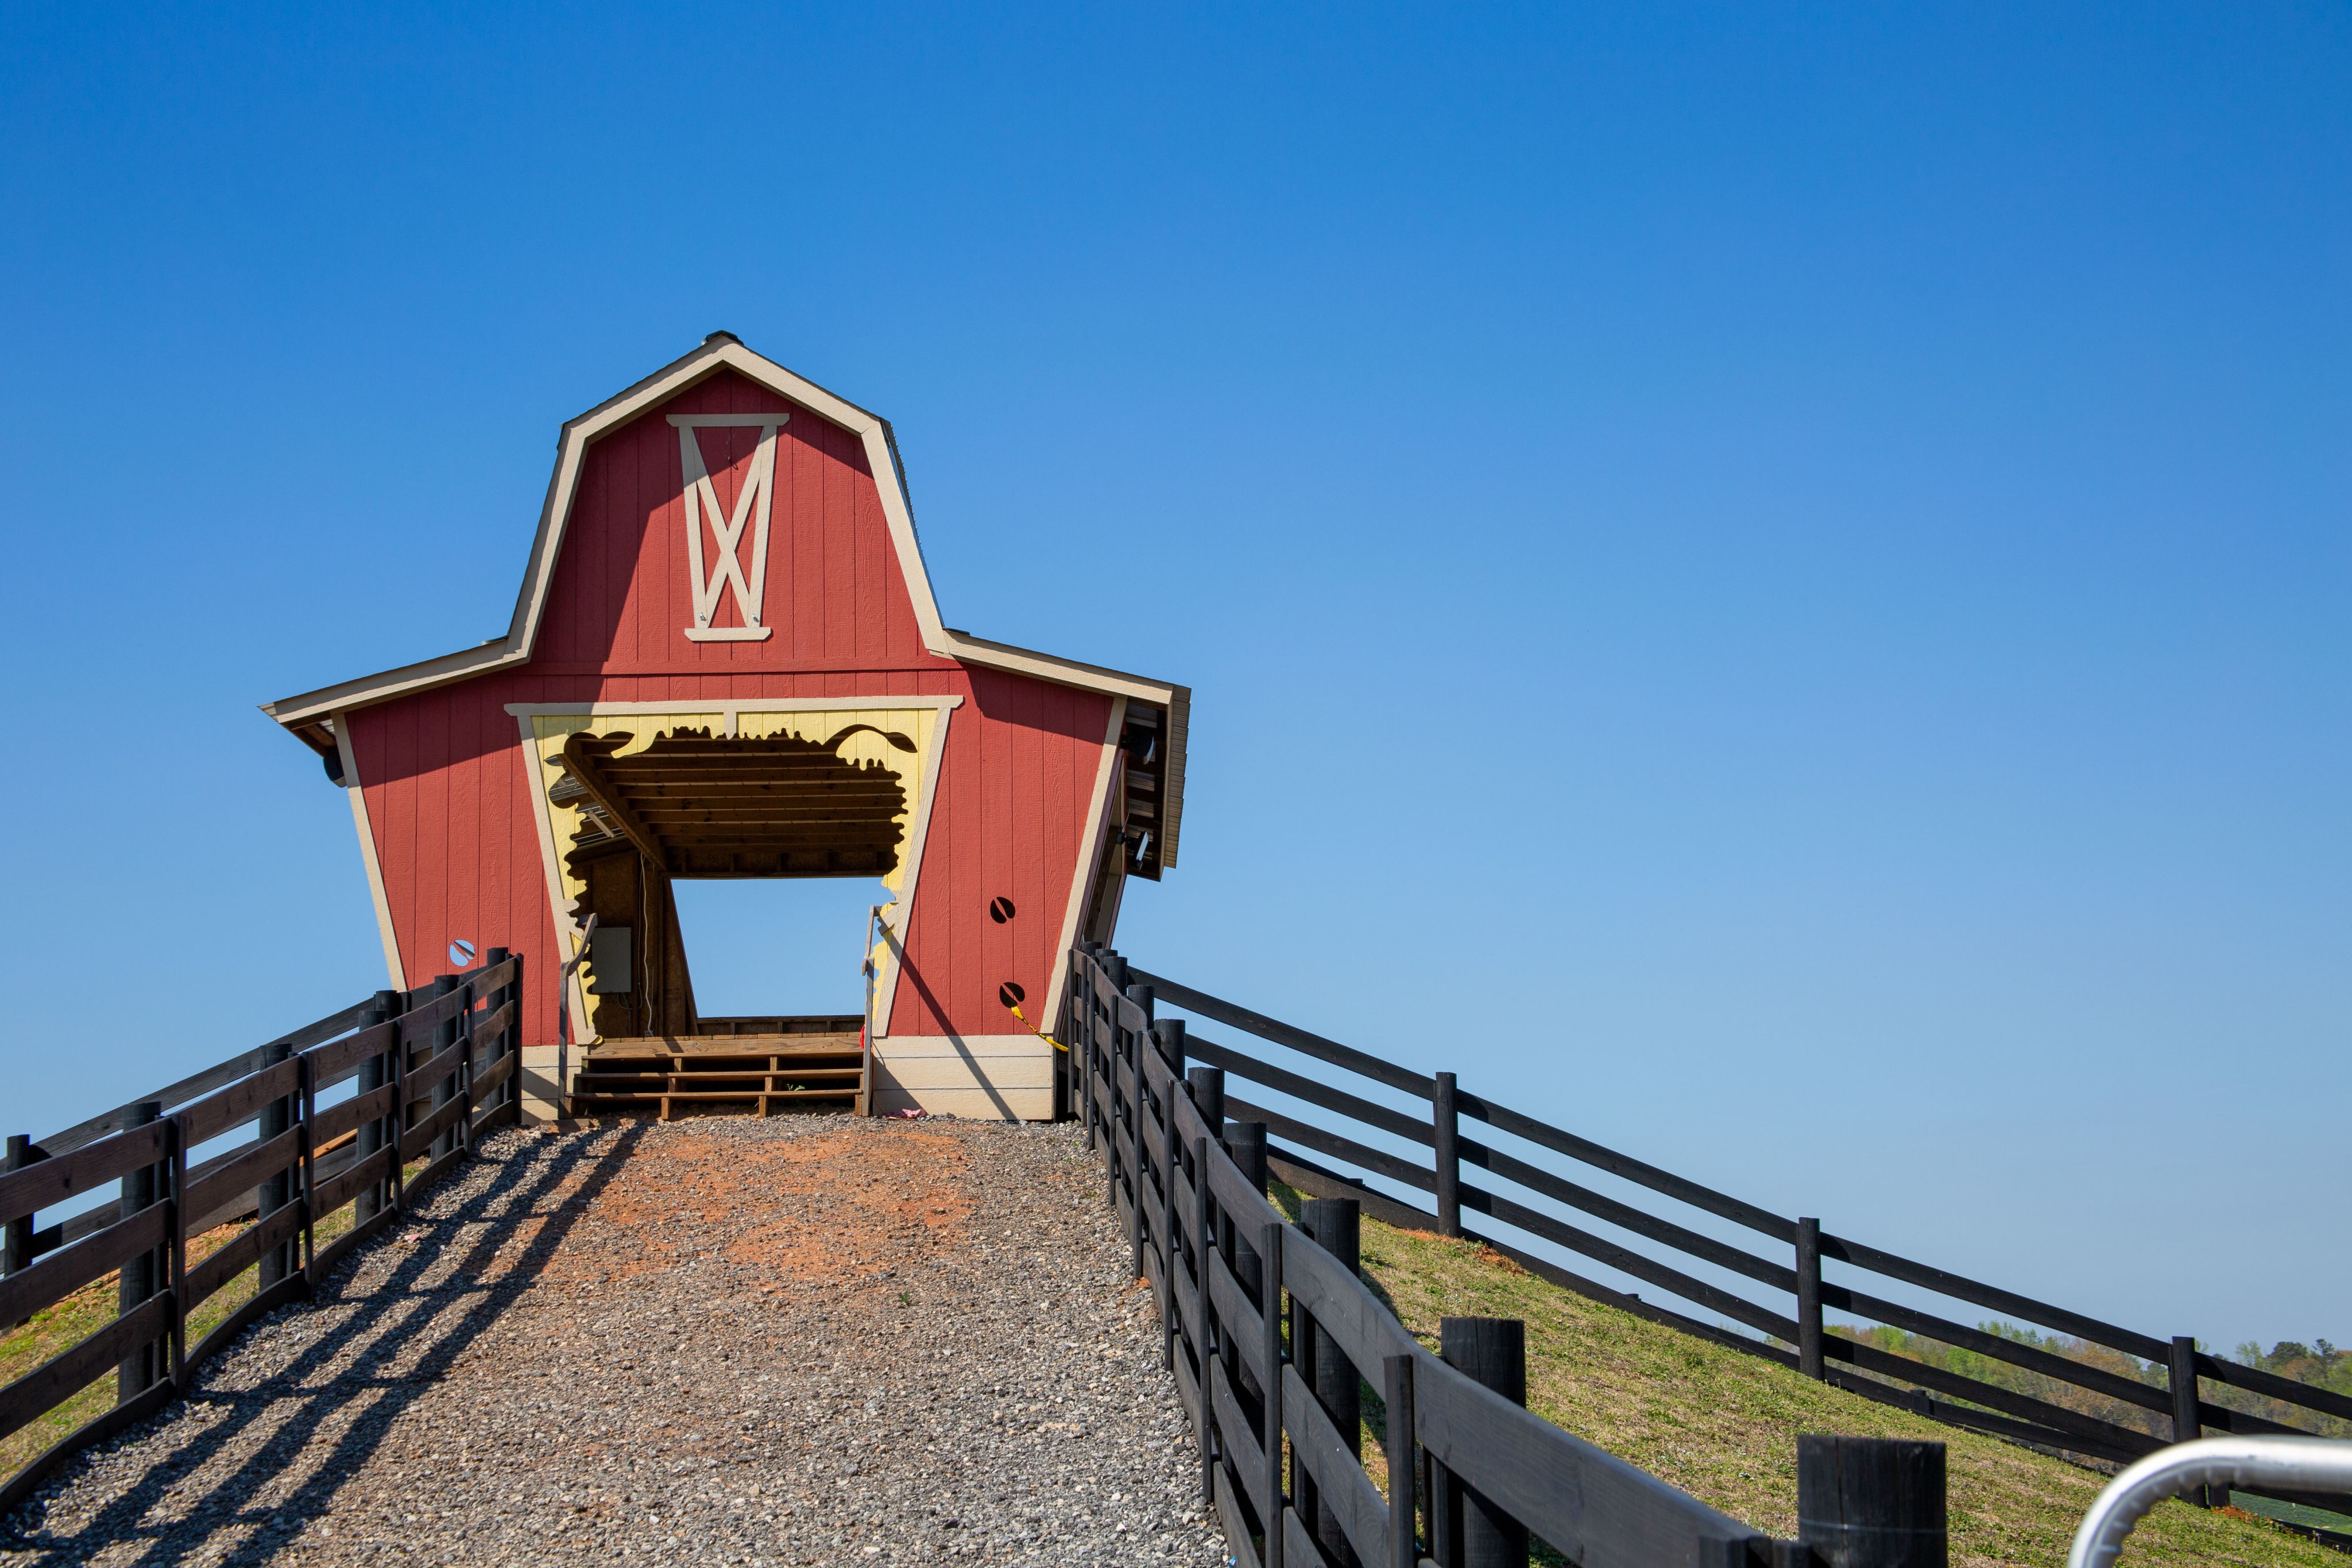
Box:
261;335;1192;868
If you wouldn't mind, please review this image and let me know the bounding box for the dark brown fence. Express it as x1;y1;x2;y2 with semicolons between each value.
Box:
1065;943;1964;1568
0;952;524;1514
1064;943;2351;1550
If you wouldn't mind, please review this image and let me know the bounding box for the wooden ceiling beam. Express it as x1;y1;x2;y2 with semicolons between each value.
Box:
630;807;907;826
633;732;910;752
600;764;902;783
601;780;894;797
662;835;905;851
560;734;672;867
556;731;915;877
620;779;905;797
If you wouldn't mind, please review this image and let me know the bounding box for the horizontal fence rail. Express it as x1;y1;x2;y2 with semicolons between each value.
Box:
1;953;524;1515
1066;946;2350;1545
1062;943;1900;1568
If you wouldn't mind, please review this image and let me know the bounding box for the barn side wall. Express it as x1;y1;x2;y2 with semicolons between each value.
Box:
330;365;1124;1118
344;665;1115;1113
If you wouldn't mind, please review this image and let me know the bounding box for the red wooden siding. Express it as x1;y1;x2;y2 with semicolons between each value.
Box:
342;369;1117;1050
884;671;1109;1039
532;370;953;676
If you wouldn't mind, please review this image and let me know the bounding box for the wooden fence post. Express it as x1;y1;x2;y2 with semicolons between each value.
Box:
2;1135;28;1276
1123;984;1154;1278
430;974;461;1162
2168;1337;2211;1505
484;947;512;1117
1080;949;1098;1153
1227;1120;1268;1190
1186;1067;1223;1308
1100;970;1124;1214
477;949;503;1129
1796;1434;1946;1568
1261;1218;1287;1568
356;989;397;1224
1440;1317;1529;1568
1225;1121;1270;1423
1185;1066;1227;1511
297;1052;316;1281
389;994;411;1213
1152;1016;1186;1074
1187;1066;1225;1132
1303;1198;1364;1568
1433;1072;1462;1238
457;975;477;1159
117;1099;164;1404
258;1040;296;1292
1384;1353;1419;1568
1055;952;1073;1124
1194;1128;1217;1511
1154;1019;1187;1371
167;1112;187;1388
508;950;525;1116
1797;1217;1824;1379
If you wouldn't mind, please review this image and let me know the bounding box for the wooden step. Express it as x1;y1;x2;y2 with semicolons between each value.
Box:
576;1033;868;1121
576;1067;865;1081
573;1084;858;1123
575;1088;854;1103
574;1070;863;1090
694;1015;862;1037
589;1033;862;1059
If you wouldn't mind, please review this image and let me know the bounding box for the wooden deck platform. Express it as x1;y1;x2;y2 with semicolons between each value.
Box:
575;1032;865;1119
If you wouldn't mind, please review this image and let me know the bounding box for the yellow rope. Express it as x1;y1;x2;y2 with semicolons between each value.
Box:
1004;1000;1069;1052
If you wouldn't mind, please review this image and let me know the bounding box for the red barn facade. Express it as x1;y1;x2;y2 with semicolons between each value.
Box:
265;334;1189;1121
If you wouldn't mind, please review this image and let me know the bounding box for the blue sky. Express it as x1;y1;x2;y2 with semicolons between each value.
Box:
1;5;2343;1348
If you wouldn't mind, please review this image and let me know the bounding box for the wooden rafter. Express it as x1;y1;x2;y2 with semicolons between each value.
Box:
551;729;912;881
558;734;671;866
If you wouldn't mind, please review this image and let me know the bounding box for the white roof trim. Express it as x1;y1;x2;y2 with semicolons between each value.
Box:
261;335;1190;864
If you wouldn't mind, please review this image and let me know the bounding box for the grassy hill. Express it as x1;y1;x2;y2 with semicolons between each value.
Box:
1272;1186;2339;1568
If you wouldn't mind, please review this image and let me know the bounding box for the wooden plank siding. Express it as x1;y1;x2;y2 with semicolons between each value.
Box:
528;369;947;673
339;368;1121;1113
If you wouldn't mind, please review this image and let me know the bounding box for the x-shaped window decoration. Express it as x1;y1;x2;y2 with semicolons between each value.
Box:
670;412;788;642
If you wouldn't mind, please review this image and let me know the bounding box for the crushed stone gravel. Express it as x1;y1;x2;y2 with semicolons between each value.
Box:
2;1116;1226;1566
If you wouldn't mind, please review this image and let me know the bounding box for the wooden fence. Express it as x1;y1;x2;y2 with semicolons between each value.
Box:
0;952;524;1515
1063;943;2352;1554
1064;943;1962;1568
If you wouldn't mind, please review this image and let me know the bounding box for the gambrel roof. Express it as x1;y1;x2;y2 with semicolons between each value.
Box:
262;333;1190;866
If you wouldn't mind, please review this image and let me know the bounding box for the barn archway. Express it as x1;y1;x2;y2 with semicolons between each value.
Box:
525;703;951;1116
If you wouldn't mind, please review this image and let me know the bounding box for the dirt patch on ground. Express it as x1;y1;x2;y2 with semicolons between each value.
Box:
6;1116;1218;1566
538;1124;977;1288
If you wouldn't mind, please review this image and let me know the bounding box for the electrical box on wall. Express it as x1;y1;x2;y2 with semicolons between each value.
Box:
589;925;634;993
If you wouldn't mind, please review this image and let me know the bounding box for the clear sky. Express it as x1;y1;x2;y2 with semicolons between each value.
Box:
1;5;2343;1350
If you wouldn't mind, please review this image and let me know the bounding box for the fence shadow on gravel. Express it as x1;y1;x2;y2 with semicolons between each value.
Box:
2;953;532;1519
5;1123;644;1561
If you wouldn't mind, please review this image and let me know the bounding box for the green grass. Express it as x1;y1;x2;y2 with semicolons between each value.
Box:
1;1198;365;1489
1271;1184;2339;1568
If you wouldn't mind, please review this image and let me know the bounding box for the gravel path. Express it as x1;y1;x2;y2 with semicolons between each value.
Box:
2;1116;1225;1567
